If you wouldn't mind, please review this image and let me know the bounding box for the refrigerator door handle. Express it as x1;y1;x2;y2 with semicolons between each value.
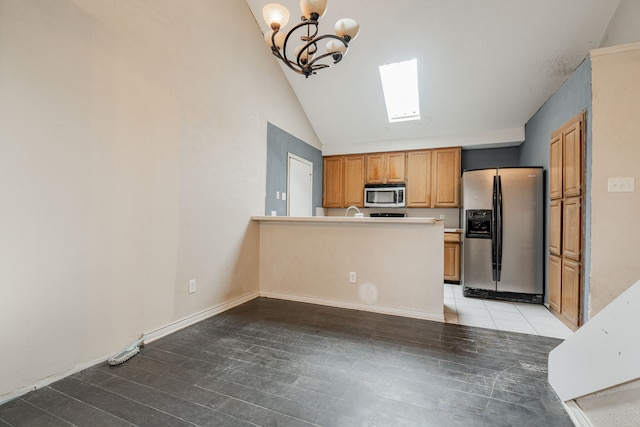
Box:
496;175;503;281
491;175;498;282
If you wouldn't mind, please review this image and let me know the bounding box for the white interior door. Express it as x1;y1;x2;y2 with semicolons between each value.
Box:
287;153;313;216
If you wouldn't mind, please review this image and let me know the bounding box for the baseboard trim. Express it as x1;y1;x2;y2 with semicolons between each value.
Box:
563;400;592;427
259;291;445;322
144;291;260;344
0;290;259;406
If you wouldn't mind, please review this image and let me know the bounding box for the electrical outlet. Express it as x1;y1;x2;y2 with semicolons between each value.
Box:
188;279;197;294
439;214;445;219
282;192;287;201
349;272;357;283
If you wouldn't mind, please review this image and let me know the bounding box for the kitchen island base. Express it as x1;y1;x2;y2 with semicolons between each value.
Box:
253;216;444;322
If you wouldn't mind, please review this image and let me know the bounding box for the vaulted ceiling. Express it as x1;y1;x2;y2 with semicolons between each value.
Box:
246;0;620;154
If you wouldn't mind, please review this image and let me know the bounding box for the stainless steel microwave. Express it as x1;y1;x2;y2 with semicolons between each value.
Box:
364;184;406;208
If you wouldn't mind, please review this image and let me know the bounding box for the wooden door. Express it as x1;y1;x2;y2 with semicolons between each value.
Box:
561;259;581;326
432;147;461;207
548;255;562;313
563;197;581;261
549;199;562;255
386;152;406;183
322;156;343;208
547;111;584;331
563;122;582;198
365;154;385;184
406;150;432;207
343;155;365;207
549;135;563;200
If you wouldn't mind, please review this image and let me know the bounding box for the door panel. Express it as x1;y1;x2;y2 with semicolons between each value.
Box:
563;122;582;198
495;168;543;294
462;169;496;290
549;199;562;256
549;135;563;200
561;259;581;326
548;255;562;313
563;196;581;261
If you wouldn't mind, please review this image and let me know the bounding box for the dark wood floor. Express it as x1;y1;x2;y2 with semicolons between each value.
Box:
0;298;572;427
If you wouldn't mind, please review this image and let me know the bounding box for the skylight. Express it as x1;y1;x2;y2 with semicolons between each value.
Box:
378;59;420;123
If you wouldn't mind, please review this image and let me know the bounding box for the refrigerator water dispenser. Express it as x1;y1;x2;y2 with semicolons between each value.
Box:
465;209;492;239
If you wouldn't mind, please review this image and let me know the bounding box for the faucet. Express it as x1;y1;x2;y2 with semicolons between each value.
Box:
345;206;363;217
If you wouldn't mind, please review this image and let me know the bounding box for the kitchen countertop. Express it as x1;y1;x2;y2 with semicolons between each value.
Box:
252;216;441;225
444;228;462;233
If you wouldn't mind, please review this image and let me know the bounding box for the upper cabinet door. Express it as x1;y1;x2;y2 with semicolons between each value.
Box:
322;156;343;208
365;152;405;184
432;147;461;208
386;152;406;183
343;155;365;207
365;154;386;184
563;121;582;198
406;150;432;208
549;135;563;200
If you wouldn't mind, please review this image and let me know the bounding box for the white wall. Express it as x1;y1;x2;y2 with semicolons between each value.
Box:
0;0;319;400
589;42;640;316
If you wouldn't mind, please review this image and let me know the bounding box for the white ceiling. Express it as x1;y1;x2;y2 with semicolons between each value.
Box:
246;0;620;154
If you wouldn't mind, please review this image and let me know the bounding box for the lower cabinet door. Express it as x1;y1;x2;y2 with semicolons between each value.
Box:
444;242;460;282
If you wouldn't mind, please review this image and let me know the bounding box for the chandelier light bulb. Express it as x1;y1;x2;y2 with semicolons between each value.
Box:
300;0;328;20
264;30;286;49
295;45;315;65
326;39;347;55
262;3;290;30
335;18;360;41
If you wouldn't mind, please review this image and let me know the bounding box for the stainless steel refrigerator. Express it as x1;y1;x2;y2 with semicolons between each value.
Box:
462;167;543;303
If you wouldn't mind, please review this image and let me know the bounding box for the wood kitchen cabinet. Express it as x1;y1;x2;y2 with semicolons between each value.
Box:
444;232;461;282
323;147;461;209
548;111;584;331
365;152;405;184
432;147;461;207
406;147;461;208
323;156;343;208
322;155;365;208
406;150;432;207
343;155;366;207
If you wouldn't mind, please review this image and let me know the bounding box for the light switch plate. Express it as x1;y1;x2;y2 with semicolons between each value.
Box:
282;192;287;201
608;177;635;192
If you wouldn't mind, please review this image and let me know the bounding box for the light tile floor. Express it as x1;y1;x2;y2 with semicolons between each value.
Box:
444;283;573;339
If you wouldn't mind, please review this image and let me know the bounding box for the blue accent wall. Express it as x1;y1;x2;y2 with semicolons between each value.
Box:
462;146;521;171
519;56;592;322
266;123;323;216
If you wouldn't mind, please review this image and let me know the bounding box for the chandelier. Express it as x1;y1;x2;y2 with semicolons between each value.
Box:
262;1;360;78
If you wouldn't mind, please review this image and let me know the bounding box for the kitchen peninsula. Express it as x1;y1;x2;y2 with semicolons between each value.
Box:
252;216;444;321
